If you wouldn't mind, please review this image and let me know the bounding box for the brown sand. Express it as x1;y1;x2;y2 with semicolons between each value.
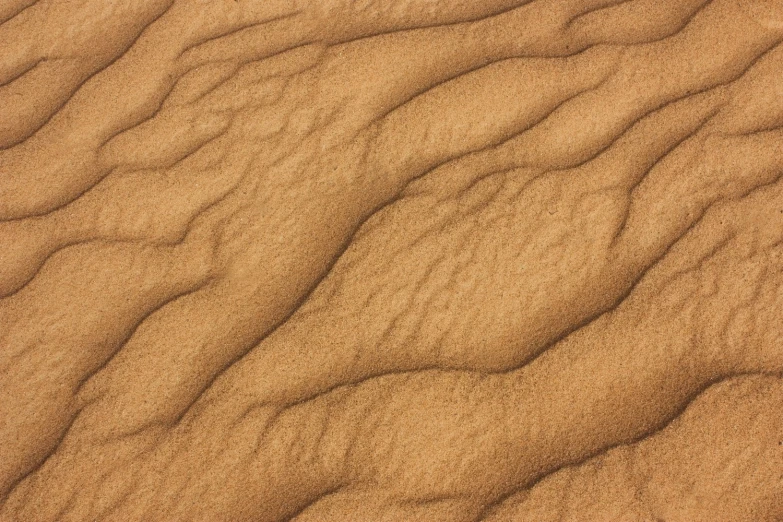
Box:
1;0;783;520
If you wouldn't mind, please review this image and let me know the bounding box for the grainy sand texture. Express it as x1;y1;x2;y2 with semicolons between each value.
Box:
1;0;783;520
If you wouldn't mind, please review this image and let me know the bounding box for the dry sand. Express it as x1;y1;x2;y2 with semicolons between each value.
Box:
1;0;783;520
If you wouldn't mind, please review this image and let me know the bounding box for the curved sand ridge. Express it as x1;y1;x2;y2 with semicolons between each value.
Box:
1;0;782;520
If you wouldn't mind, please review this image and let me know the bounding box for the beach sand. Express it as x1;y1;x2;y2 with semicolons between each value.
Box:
1;0;782;520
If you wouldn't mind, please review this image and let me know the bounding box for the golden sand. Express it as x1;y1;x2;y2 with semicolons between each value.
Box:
1;0;782;520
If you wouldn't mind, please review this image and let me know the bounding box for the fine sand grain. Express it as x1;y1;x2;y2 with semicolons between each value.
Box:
1;0;783;520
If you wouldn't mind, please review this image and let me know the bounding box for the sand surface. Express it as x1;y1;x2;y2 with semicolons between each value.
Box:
1;0;783;520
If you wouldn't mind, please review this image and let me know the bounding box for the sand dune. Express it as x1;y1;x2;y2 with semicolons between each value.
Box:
1;0;782;520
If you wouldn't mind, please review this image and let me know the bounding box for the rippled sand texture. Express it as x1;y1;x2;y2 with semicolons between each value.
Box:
1;0;783;520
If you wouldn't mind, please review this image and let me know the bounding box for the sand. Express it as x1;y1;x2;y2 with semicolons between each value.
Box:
1;0;782;520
